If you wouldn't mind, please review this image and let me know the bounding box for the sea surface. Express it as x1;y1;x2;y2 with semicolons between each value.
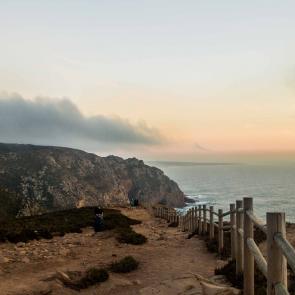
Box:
150;162;295;222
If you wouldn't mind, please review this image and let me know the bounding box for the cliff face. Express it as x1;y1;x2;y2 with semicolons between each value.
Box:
0;143;184;215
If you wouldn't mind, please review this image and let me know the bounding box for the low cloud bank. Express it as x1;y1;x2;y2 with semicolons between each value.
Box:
0;93;163;151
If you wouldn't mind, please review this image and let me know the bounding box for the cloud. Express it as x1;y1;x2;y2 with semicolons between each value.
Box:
194;142;211;152
0;93;163;151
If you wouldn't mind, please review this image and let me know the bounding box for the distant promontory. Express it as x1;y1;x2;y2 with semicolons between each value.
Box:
0;143;184;215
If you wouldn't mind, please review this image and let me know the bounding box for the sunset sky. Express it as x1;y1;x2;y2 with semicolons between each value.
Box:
1;1;295;162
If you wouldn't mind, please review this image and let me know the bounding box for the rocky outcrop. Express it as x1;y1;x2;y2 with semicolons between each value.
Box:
0;143;184;214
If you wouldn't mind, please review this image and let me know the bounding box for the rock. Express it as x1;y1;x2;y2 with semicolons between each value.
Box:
16;242;26;248
0;143;184;212
59;249;71;256
0;257;11;263
21;257;30;263
133;279;142;285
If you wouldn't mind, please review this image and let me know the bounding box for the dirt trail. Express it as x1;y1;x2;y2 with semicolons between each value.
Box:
0;208;225;295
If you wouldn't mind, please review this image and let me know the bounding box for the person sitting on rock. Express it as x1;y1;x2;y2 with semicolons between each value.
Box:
94;207;104;232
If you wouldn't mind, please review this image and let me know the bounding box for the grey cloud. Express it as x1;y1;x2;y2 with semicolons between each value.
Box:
0;93;163;150
194;142;211;152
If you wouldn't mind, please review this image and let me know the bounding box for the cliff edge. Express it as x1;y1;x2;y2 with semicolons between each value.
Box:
0;143;184;215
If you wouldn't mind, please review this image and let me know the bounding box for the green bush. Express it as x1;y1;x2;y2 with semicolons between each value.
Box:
0;207;141;244
116;228;147;245
110;256;139;273
168;221;178;227
77;268;109;289
215;259;266;294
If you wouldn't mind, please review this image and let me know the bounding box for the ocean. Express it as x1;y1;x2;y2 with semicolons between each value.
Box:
150;162;295;222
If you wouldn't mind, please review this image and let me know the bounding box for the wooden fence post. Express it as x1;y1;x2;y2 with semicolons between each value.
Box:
209;206;214;240
192;208;195;232
191;208;194;233
203;205;207;234
198;205;203;235
236;200;244;275
181;215;185;231
230;203;236;260
218;209;224;254
244;197;254;295
192;207;196;232
187;209;190;231
188;209;192;232
267;212;287;295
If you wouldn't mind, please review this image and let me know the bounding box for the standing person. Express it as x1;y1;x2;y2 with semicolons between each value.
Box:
94;207;104;232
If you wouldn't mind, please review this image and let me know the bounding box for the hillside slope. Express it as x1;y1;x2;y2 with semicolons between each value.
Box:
0;143;184;214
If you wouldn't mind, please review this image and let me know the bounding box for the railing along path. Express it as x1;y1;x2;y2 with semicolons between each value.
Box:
152;197;295;295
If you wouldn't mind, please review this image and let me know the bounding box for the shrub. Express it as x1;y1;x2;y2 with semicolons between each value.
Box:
116;228;147;245
0;207;141;244
77;268;109;289
110;256;139;273
168;222;178;227
215;260;266;294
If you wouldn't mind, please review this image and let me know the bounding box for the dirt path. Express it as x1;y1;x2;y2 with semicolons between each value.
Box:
0;208;225;295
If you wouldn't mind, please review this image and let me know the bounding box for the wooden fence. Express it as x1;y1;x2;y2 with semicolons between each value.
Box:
153;198;295;295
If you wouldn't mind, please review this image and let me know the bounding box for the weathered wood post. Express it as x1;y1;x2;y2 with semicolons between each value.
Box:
197;205;200;233
230;203;236;260
188;209;191;232
194;207;198;232
218;209;224;254
190;208;194;233
203;205;207;234
209;206;214;240
267;212;287;295
198;205;203;235
191;207;195;233
243;197;254;295
236;200;244;275
187;211;190;231
181;215;185;231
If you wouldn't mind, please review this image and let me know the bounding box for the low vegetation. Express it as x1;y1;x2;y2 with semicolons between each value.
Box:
213;225;268;294
215;260;267;295
110;256;139;273
0;206;141;243
168;221;179;227
76;268;109;289
59;268;109;290
60;256;139;290
116;227;147;245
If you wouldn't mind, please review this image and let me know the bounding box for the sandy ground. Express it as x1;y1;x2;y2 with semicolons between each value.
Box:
0;208;225;295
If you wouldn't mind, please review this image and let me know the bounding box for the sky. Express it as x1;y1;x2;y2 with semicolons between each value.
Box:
1;0;295;162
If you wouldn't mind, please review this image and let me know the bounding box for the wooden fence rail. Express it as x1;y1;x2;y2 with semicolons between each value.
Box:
152;197;295;295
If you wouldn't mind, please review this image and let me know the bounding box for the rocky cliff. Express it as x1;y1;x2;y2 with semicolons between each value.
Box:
0;143;184;215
